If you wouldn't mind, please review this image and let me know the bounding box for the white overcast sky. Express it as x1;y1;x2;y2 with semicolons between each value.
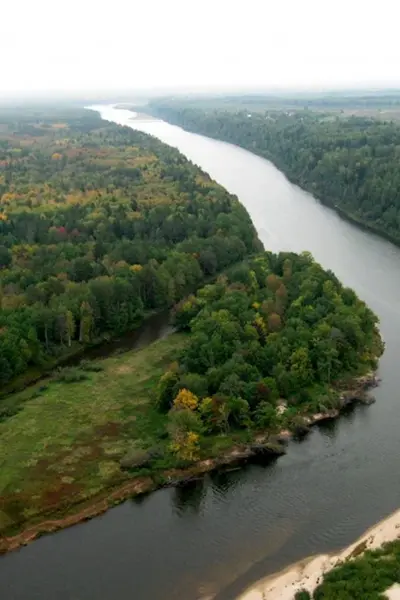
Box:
2;0;400;95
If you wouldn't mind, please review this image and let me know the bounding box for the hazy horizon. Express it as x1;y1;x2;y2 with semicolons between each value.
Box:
2;0;400;100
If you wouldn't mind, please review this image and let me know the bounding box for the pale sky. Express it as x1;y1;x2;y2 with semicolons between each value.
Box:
2;0;400;96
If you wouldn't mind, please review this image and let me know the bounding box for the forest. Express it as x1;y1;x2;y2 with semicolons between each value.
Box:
0;108;260;388
149;102;400;244
159;252;382;461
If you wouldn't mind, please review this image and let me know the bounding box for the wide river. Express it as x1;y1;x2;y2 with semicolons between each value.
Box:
2;106;400;600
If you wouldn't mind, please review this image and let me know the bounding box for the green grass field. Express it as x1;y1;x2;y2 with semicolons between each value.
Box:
0;333;187;534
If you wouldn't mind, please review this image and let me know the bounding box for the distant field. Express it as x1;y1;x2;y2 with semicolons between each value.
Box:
0;333;187;534
146;92;400;121
330;107;400;121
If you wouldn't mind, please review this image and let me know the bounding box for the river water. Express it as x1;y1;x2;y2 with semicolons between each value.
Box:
2;106;400;600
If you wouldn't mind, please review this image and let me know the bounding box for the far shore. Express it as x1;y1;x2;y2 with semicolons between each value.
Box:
112;104;159;121
238;508;400;600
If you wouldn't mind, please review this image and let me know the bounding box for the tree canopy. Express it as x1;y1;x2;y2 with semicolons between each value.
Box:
159;252;382;458
149;102;400;245
0;108;260;387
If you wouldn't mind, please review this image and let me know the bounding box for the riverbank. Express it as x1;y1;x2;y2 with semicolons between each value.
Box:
0;441;283;555
144;106;400;252
0;370;378;556
238;506;400;600
293;179;400;251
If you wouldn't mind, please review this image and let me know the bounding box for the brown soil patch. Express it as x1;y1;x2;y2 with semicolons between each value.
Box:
94;422;121;437
114;365;132;374
42;482;82;509
32;458;51;476
0;477;154;554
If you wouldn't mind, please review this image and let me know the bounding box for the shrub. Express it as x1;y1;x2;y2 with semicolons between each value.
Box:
120;449;152;470
168;408;203;462
54;367;88;383
294;591;311;600
173;295;200;330
30;384;50;399
177;373;208;398
289;415;311;438
80;360;104;372
156;370;179;411
254;401;277;429
226;396;251;428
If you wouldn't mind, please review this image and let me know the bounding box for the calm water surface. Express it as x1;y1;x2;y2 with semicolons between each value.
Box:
1;106;400;600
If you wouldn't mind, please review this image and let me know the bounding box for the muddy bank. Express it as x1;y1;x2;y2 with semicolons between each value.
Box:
0;372;378;556
0;442;284;556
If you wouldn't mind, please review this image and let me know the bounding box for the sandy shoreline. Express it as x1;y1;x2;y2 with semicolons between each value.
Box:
238;508;400;599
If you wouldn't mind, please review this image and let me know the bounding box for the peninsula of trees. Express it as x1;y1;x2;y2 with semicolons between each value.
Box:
158;251;382;461
149;102;400;245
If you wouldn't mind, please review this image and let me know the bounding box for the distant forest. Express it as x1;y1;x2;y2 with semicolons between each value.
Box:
149;101;400;244
148;91;400;115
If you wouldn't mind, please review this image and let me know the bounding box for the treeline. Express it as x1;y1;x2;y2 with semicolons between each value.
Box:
151;92;400;111
149;102;400;244
156;252;382;460
0;108;260;386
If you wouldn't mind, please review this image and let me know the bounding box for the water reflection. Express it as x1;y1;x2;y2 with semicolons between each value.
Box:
316;417;341;438
129;491;153;507
210;469;242;494
172;479;207;516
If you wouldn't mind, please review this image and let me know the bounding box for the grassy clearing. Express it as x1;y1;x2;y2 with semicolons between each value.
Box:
0;333;187;534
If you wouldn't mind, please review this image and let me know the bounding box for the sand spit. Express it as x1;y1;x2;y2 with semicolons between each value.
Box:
238;508;400;600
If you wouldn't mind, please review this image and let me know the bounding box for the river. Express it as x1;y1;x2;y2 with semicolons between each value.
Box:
2;106;400;600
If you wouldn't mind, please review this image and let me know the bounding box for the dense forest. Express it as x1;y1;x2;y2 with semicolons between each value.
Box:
158;252;382;461
149;102;400;244
0;108;261;387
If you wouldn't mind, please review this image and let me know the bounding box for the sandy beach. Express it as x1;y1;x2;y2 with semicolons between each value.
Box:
238;508;400;600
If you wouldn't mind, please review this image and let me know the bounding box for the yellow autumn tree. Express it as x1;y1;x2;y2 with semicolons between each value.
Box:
168;407;202;462
170;431;200;462
173;388;199;411
254;314;267;339
130;264;143;272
